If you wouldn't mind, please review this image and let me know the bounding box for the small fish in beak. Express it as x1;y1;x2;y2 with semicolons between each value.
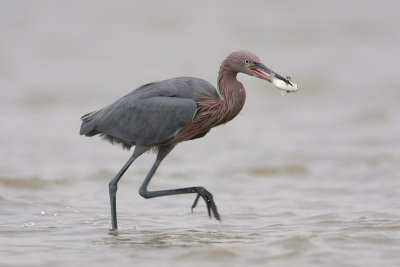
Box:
271;73;299;93
251;62;299;93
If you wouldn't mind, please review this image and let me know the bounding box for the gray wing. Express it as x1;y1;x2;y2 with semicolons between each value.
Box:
81;95;197;147
80;77;219;148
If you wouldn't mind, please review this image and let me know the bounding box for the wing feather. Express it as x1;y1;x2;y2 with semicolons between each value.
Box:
80;77;219;148
81;95;197;147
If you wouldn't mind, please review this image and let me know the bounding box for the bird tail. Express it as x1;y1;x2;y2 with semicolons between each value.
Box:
79;108;104;136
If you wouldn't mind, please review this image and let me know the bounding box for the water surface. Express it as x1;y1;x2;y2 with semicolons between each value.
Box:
1;1;400;266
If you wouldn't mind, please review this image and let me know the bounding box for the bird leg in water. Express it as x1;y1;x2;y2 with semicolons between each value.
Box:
108;146;149;230
138;145;221;221
190;189;218;219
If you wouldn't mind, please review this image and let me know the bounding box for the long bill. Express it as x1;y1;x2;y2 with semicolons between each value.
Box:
252;62;299;93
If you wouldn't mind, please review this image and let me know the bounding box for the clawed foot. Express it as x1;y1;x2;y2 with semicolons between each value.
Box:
190;187;220;221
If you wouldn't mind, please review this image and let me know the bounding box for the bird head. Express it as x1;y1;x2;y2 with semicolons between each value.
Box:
224;50;299;93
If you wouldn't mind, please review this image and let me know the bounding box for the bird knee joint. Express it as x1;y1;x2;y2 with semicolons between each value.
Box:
196;186;206;194
139;188;150;199
109;183;118;193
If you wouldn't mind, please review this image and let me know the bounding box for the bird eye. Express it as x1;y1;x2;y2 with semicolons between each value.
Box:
243;59;251;64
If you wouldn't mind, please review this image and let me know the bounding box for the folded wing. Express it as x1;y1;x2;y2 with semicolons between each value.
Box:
80;95;197;148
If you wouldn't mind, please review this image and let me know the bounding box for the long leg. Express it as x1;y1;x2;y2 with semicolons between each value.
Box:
138;145;220;220
109;145;149;230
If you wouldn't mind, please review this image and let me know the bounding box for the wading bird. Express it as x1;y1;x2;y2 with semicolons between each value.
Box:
80;50;298;229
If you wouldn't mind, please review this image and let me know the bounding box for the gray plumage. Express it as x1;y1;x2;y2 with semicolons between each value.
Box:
80;77;218;149
80;50;294;230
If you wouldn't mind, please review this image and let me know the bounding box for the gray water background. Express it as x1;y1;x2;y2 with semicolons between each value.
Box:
1;1;400;266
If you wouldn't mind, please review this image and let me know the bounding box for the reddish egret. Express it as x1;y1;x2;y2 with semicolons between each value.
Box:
80;50;298;229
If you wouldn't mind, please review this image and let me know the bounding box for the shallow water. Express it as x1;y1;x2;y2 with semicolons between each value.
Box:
1;1;400;266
